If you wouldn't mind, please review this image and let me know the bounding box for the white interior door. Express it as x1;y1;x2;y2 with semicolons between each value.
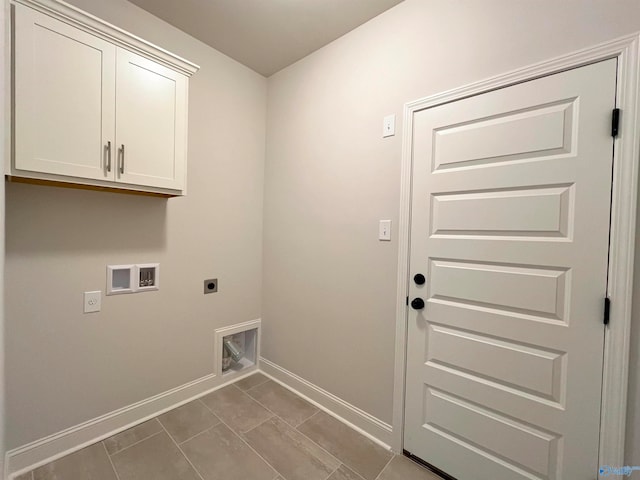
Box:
404;59;617;480
115;48;186;190
14;4;115;180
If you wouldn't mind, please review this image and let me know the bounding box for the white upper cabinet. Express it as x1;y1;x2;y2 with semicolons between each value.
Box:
115;49;187;191
14;5;116;181
10;0;199;196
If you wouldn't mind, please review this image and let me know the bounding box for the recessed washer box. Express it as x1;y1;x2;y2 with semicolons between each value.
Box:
137;263;160;292
107;265;135;295
107;263;160;295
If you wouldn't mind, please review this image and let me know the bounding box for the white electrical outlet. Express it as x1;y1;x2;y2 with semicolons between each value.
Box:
84;291;101;313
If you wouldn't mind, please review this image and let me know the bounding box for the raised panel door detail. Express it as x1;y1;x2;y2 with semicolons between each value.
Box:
115;48;186;190
428;259;569;321
14;5;115;180
426;324;566;403
431;185;573;239
423;387;561;479
432;100;576;172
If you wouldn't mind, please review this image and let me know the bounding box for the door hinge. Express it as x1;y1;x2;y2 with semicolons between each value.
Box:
604;297;611;325
612;108;620;137
406;296;409;306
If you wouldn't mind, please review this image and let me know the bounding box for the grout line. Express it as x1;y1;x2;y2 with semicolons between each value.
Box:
294;408;394;480
243;383;318;429
199;396;283;479
374;455;396;480
291;408;391;480
322;462;341;480
177;423;220;447
101;441;122;480
240;387;349;476
241;411;276;435
241;374;271;393
106;428;164;457
157;423;205;480
295;409;321;428
294;407;323;428
176;408;222;446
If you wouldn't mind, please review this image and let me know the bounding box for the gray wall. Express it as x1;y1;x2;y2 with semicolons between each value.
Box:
5;0;267;449
262;0;640;460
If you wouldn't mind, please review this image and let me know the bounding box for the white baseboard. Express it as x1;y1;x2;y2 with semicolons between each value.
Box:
5;366;258;479
5;356;395;479
259;357;393;450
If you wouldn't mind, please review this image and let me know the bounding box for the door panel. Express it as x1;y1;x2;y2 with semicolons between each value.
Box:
432;100;575;170
422;387;561;478
431;185;573;238
14;5;115;180
115;48;186;190
404;59;617;480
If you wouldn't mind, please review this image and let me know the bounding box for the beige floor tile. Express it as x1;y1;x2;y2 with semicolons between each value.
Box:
235;372;270;391
247;380;318;426
378;456;442;480
327;464;366;480
103;418;164;455
33;442;117;480
297;411;393;480
243;416;340;480
110;431;200;480
158;399;220;443
201;385;273;433
181;423;277;480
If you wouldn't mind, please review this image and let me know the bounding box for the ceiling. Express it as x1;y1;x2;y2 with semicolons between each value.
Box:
127;0;404;77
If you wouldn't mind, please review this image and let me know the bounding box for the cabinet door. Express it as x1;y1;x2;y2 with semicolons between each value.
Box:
115;48;187;191
14;5;116;180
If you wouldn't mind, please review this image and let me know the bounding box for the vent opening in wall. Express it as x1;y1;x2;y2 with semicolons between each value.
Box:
215;320;261;379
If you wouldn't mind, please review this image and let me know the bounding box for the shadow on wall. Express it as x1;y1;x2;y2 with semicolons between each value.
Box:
5;182;168;254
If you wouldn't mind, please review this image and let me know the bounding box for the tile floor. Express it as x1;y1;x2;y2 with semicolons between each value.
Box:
14;373;441;480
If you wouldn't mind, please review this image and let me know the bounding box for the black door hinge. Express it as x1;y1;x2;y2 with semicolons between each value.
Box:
406;296;409;306
604;297;611;325
612;108;620;137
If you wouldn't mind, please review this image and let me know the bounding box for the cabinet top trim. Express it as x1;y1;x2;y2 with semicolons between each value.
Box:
12;0;200;76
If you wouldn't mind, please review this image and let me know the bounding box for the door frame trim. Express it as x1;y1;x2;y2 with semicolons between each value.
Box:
392;33;640;472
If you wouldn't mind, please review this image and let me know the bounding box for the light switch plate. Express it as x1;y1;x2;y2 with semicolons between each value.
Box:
383;114;395;138
379;220;392;241
84;291;101;313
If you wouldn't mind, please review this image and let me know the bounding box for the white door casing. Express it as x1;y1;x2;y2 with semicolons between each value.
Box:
393;35;640;475
403;59;617;479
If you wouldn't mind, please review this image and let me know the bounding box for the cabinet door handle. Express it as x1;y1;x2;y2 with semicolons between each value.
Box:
105;141;112;172
119;144;125;174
